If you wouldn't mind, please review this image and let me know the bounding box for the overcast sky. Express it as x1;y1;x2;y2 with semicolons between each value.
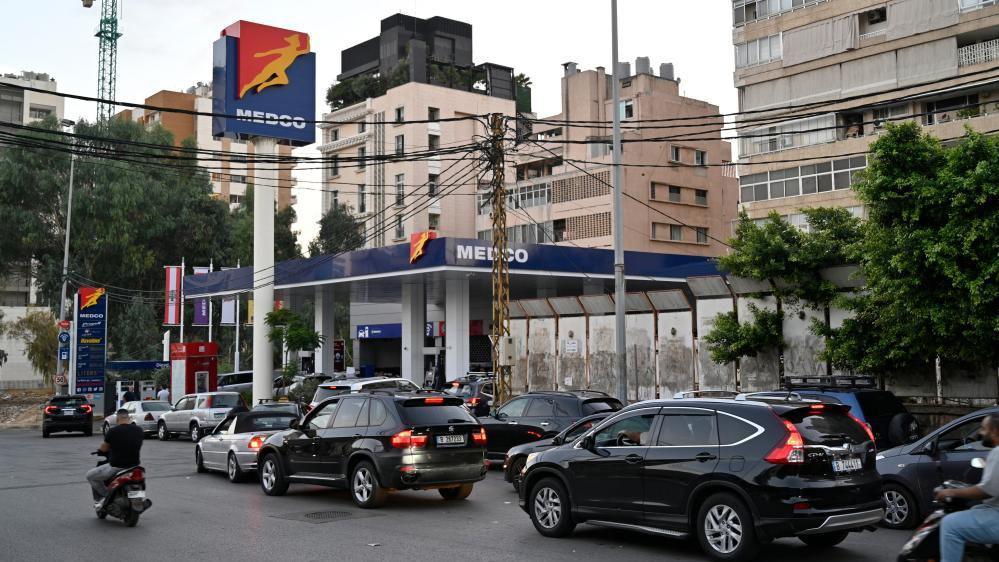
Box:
1;0;736;249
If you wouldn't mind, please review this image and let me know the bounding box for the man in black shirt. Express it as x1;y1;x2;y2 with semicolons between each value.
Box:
86;408;144;508
122;384;139;403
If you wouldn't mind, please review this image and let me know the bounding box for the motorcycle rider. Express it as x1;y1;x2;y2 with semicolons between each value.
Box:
86;408;143;509
935;414;999;562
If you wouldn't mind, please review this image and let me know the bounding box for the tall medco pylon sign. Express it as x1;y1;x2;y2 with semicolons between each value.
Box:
213;21;316;405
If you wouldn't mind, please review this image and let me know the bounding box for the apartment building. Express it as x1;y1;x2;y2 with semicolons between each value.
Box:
118;83;296;211
485;61;737;256
319;14;518;247
733;0;999;224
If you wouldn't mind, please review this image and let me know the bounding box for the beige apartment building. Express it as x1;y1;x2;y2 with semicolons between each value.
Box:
118;83;296;211
488;61;737;256
733;0;999;223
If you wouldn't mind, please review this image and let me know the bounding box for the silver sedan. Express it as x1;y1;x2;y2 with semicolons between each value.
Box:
103;400;171;436
194;411;298;483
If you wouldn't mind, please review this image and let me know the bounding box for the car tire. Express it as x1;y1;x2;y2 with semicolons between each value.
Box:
84;426;93;437
350;461;387;509
42;430;50;438
696;492;760;562
882;483;919;530
157;421;170;441
509;457;527;493
227;453;245;483
195;446;208;474
528;477;576;538
888;413;920;447
102;423;109;437
439;483;474;500
798;530;849;547
189;423;201;443
259;454;289;496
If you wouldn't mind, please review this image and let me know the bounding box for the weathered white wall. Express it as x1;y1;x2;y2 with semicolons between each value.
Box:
736;296;780;392
782;305;827;380
509;319;530;394
696;298;737;391
0;306;43;389
626;313;657;401
658;310;694;398
528;318;557;391
587;315;617;396
557;316;587;390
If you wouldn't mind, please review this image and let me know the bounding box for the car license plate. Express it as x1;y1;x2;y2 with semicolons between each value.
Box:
436;434;466;447
832;457;863;472
62;409;75;415
127;490;145;499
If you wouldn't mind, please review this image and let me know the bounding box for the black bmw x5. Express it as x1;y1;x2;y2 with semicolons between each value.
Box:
257;392;488;508
519;397;883;561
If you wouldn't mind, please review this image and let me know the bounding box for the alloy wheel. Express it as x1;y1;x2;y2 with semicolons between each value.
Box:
884;490;909;526
704;504;743;554
353;467;373;504
533;486;562;529
228;455;237;479
261;459;276;491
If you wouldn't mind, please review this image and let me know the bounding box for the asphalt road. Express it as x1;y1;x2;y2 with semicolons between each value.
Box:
0;426;909;562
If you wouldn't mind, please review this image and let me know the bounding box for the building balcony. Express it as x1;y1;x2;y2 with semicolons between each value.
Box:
859;28;887;41
959;37;999;67
317;131;370;153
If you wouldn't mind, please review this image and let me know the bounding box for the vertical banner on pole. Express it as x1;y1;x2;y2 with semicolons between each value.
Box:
163;266;182;325
192;266;211;326
220;298;236;325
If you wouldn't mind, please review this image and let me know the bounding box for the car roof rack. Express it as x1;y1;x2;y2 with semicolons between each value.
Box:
735;391;817;403
673;390;739;399
782;374;877;390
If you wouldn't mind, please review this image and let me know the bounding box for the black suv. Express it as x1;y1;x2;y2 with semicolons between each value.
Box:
519;397;883;561
444;374;494;416
504;412;611;492
256;392;488;508
42;395;94;437
479;390;623;460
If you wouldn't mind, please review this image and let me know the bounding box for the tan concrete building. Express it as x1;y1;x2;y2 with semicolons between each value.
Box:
489;61;737;256
118;83;296;211
733;0;999;224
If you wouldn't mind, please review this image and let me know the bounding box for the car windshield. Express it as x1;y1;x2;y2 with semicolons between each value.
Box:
396;403;477;425
445;383;473;398
209;394;240;408
581;399;623;415
235;414;297;433
314;386;350;402
50;396;87;406
142;402;170;411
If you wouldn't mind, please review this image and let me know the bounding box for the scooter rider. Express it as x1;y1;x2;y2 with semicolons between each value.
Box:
935;414;999;562
86;408;143;509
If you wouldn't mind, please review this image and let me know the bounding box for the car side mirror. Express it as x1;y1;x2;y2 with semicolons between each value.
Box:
289;418;300;430
496;412;508;421
922;440;938;456
304;427;317;438
552;435;563;446
580;435;594;450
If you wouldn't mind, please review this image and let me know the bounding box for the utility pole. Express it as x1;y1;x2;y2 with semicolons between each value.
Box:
611;0;628;404
56;119;77;395
488;113;511;410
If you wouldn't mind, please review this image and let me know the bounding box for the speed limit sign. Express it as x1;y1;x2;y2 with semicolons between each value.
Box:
53;375;67;386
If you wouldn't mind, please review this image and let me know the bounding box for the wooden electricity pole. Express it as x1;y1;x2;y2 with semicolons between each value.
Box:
488;113;512;410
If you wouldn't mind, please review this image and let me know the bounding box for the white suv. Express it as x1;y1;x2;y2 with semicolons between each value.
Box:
308;377;422;409
158;392;243;442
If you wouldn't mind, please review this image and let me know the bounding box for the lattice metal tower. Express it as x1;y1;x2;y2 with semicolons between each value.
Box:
91;0;122;123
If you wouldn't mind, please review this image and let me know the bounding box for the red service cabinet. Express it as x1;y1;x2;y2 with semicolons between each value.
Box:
169;342;219;401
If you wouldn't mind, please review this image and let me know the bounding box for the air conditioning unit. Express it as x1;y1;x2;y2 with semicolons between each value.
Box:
873;119;885;129
867;9;886;24
779;137;794;148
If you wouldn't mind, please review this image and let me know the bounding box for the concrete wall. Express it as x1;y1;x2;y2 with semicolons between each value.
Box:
587;315;617;396
626;314;657;401
696;298;737;391
658;310;694;398
510;319;529;394
528;318;557;391
557;316;587;389
0;306;43;389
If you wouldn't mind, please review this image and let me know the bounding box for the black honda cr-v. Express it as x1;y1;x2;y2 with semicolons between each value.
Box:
257;392;488;508
518;396;883;561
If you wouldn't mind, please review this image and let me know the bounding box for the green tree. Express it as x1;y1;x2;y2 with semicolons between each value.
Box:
308;203;365;257
116;297;161;360
823;123;999;372
2;310;58;384
702;305;784;365
229;185;302;265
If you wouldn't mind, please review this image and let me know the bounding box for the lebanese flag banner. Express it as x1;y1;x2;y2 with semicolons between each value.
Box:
163;266;183;325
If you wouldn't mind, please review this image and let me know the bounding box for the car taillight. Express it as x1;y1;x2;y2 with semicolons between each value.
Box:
80;404;93;414
472;427;487;446
765;419;805;464
248;435;264;449
467;397;480;406
424;397;444;405
144;413;154;421
44;406;59;414
850;412;876;444
391;430;428;449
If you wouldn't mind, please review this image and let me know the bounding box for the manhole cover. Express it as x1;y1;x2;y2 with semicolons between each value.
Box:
272;509;383;524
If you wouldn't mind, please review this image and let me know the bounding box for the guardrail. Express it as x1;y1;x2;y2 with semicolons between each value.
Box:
959;38;999;67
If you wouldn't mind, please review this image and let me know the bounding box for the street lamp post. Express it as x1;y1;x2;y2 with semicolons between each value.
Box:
56;118;77;395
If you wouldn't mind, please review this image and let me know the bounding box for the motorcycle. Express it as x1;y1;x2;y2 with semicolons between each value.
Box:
90;451;151;527
898;458;999;562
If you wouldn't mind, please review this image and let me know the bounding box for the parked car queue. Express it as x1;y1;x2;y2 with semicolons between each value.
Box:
54;377;999;561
